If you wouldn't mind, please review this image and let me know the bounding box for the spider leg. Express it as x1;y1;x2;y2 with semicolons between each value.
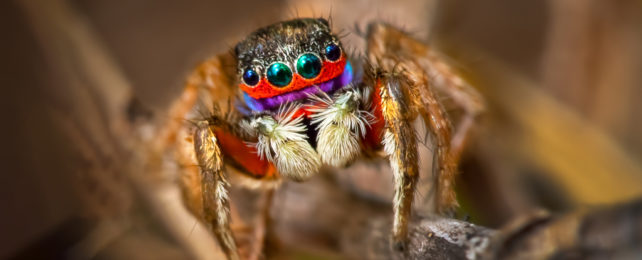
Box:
247;189;274;260
368;70;420;250
415;80;458;215
183;111;279;260
366;22;484;215
422;47;485;164
156;54;237;217
364;24;485;158
193;120;239;260
155;54;239;259
166;53;279;259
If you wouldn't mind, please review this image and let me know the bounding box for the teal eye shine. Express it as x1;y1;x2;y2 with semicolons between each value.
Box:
266;63;293;87
296;53;322;79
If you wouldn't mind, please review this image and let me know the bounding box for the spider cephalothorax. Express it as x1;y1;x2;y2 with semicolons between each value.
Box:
163;17;484;260
233;18;371;181
236;18;351;111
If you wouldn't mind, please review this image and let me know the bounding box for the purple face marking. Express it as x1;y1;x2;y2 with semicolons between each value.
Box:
243;61;354;112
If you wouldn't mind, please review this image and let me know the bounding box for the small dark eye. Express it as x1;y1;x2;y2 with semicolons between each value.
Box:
242;68;259;86
266;63;293;87
296;53;322;79
324;43;341;61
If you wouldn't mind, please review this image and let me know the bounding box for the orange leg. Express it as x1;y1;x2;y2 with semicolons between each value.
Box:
191;114;278;260
366;22;484;217
162;53;278;259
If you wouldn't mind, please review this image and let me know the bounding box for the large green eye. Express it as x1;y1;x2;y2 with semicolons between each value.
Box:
266;62;293;87
296;53;322;79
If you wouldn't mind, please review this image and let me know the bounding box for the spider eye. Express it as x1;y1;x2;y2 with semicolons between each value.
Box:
266;62;292;87
324;43;341;61
242;68;260;86
296;53;322;79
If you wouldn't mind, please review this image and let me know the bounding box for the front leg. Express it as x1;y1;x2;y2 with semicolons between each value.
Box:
375;73;420;250
193;120;239;260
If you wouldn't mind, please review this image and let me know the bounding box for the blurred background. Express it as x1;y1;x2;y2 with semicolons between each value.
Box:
2;0;642;259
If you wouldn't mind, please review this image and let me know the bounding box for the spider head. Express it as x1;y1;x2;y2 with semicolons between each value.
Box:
235;18;351;110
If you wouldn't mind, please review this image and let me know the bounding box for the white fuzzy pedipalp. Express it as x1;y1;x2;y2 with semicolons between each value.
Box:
309;88;375;167
248;105;321;181
316;123;361;167
271;139;320;181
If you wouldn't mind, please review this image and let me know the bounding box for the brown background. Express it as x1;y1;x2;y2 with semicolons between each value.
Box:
2;0;641;258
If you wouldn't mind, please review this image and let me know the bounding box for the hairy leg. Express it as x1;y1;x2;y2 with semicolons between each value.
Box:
366;22;484;214
416;82;458;214
156;53;238;216
193;120;239;260
421;49;484;163
369;70;420;250
181;112;281;260
165;53;274;259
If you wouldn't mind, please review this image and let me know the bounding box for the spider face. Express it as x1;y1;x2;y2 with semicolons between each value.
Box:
235;18;353;111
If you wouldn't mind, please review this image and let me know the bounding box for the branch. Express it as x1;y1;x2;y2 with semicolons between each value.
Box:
257;173;642;259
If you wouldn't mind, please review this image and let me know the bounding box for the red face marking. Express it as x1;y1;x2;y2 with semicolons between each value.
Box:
239;55;347;99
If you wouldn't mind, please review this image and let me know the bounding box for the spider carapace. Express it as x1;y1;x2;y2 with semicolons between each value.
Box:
164;18;484;259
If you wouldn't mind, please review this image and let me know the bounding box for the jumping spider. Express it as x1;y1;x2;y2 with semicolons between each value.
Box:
158;18;484;259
